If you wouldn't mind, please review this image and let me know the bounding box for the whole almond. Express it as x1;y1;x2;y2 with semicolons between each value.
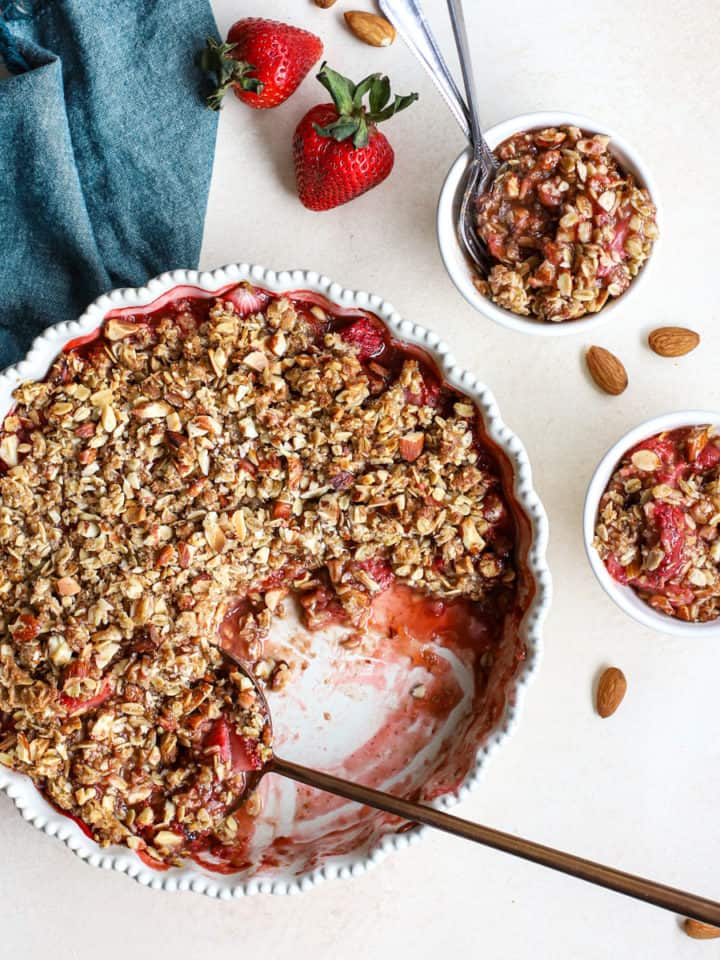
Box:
648;326;700;358
344;11;396;46
683;918;720;940
314;0;337;6
586;346;628;396
596;667;627;718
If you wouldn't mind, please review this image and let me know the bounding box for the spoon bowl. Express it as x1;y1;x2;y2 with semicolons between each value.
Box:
456;155;497;276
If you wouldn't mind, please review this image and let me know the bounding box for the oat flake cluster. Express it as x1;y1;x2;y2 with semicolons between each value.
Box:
0;290;516;864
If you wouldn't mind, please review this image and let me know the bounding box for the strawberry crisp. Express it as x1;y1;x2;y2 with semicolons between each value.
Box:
0;285;518;866
475;126;658;322
594;426;720;621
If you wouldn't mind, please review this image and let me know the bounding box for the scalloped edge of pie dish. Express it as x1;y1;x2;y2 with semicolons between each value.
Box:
0;263;552;897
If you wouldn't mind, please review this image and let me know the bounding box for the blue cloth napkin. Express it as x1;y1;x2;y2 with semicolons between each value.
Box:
0;0;219;368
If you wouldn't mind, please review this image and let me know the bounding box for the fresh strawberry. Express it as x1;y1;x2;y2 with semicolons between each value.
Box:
201;19;322;111
293;64;418;211
338;316;385;361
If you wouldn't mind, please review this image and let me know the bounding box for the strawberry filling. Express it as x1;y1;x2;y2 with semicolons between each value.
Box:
12;614;41;643
357;557;395;592
203;718;263;773
627;435;687;486
59;678;113;716
225;283;270;317
596;217;630;278
337;317;385;362
628;501;687;590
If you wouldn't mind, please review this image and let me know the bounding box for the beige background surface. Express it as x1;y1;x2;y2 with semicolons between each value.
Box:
2;1;720;957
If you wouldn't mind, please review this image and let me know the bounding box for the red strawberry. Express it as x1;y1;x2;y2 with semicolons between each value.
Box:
225;282;269;316
203;717;231;764
201;19;322;111
12;614;41;643
338;316;385;361
59;662;113;716
357;557;394;592
294;64;418;211
203;717;264;773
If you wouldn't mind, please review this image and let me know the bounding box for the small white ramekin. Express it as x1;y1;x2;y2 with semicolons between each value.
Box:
437;111;662;337
583;411;720;638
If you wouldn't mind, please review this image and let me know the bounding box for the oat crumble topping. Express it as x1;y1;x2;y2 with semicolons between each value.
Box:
0;288;517;864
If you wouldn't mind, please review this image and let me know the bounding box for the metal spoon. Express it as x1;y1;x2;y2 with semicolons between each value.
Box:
379;0;497;276
445;0;498;275
223;648;720;926
378;0;470;138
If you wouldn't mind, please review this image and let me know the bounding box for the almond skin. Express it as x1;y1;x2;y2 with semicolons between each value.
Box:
596;667;627;718
399;431;425;462
586;346;628;396
344;11;396;46
314;0;337;6
648;326;700;357
683;918;720;939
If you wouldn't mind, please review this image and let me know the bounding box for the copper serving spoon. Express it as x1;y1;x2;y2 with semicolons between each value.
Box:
224;649;720;926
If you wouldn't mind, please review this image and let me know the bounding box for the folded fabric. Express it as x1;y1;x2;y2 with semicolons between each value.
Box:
0;0;219;368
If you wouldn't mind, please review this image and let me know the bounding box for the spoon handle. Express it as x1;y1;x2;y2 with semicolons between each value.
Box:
271;755;720;926
378;0;470;139
445;0;497;172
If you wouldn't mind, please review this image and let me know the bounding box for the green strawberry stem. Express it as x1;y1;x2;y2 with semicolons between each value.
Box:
200;37;264;111
313;63;418;149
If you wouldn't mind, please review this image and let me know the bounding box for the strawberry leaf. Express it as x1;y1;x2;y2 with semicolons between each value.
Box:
369;75;391;114
312;63;417;147
200;37;263;111
316;63;355;116
368;92;419;123
352;73;381;108
351;117;370;149
313;118;360;142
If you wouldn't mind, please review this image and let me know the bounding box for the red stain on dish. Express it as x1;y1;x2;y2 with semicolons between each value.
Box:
0;281;536;876
199;580;524;877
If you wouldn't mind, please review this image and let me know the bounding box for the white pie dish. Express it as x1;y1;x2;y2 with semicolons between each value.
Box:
437;110;661;337
0;262;551;897
583;410;720;638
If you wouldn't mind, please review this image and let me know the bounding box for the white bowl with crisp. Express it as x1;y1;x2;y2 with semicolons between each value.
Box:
583;411;720;638
437;110;661;337
0;262;552;897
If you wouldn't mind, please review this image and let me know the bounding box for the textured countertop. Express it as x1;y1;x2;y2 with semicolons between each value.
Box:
2;1;720;957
